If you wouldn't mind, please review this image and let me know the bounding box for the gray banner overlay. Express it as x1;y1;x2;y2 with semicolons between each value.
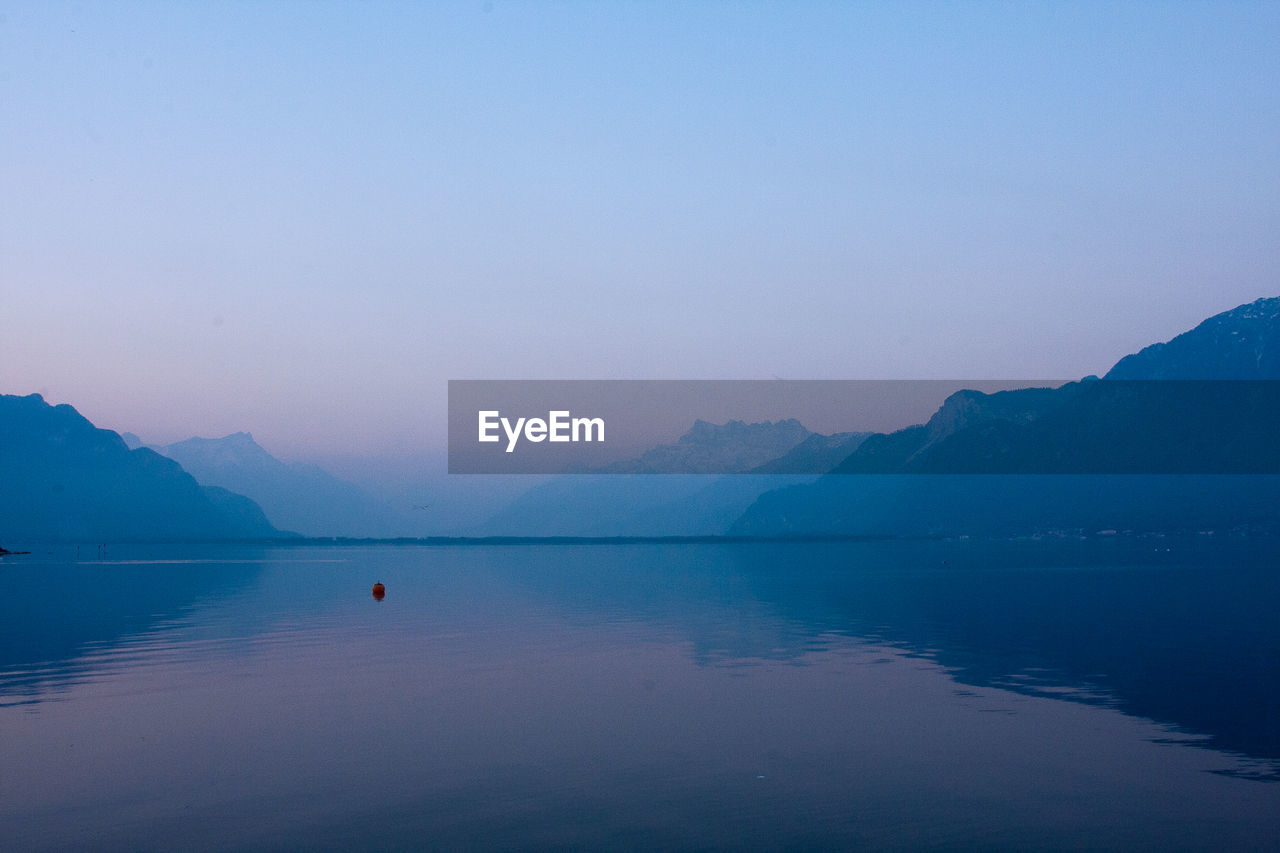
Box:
448;379;1280;475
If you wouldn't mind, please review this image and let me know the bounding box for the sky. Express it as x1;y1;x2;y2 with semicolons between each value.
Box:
2;1;1279;462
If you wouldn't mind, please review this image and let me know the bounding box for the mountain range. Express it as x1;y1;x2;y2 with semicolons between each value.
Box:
826;379;1280;475
590;418;813;474
732;297;1280;537
3;296;1278;542
146;432;401;538
477;418;826;536
0;394;278;542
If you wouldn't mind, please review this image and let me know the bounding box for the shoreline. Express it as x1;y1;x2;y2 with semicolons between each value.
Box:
3;529;1278;549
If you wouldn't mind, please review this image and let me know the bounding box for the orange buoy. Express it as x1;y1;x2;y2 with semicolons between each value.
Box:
371;582;386;601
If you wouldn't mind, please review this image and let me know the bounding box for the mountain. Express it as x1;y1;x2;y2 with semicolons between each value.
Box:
591;418;813;474
732;470;1280;538
732;296;1280;536
476;418;825;535
1106;296;1280;379
0;394;279;542
825;379;1280;475
748;431;873;474
475;473;815;537
152;433;400;538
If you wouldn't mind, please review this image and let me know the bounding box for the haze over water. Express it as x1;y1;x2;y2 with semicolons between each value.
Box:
3;540;1279;850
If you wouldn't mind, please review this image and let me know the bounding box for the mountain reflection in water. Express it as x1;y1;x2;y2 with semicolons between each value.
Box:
2;539;1278;850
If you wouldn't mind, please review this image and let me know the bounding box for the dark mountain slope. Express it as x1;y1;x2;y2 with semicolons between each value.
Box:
0;394;278;542
732;296;1280;536
1107;296;1280;379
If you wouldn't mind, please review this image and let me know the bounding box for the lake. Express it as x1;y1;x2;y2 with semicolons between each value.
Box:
2;539;1279;851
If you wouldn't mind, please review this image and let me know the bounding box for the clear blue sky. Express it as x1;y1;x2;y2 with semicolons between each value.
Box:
2;1;1278;459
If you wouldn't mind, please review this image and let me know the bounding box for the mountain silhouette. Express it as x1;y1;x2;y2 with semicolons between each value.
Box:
1106;296;1280;379
151;432;401;538
828;379;1280;475
590;418;813;474
834;297;1280;476
0;394;279;542
733;296;1280;536
748;431;873;474
477;419;827;535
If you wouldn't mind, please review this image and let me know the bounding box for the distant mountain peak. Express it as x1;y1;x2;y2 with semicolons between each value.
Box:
158;432;279;471
153;430;396;537
175;431;258;447
216;431;261;450
678;417;806;445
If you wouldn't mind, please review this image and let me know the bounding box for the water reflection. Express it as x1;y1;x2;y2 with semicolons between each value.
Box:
722;539;1280;775
0;548;264;705
2;539;1280;849
3;539;1279;771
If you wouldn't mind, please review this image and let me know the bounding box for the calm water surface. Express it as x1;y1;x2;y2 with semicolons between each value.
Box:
2;540;1279;851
